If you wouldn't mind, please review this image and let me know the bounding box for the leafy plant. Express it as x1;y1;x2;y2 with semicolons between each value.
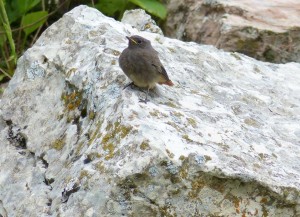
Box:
95;0;167;20
0;0;49;81
0;0;167;83
130;0;166;19
0;0;17;78
20;10;48;50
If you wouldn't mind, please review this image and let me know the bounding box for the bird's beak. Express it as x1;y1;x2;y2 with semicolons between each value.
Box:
126;36;137;44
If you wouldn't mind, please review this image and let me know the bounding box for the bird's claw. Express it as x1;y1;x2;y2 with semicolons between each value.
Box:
123;82;135;90
139;98;149;104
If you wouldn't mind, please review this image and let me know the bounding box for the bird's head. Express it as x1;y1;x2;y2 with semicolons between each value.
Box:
126;35;151;49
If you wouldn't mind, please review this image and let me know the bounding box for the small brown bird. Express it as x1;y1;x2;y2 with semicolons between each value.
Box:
119;35;173;103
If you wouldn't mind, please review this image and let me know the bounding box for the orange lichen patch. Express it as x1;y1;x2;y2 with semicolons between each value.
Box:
260;197;268;204
234;198;240;213
242;210;246;217
188;179;206;199
61;90;83;111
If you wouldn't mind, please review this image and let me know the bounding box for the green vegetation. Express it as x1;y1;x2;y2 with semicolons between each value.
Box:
0;0;49;82
96;0;166;20
0;0;167;84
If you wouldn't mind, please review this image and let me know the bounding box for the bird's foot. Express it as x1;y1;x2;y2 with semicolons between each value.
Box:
139;97;149;104
139;88;150;103
123;82;135;90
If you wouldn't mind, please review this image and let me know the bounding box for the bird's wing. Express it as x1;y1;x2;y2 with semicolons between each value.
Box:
153;64;170;80
146;52;170;80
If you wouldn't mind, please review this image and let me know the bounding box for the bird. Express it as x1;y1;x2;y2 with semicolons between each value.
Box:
119;35;174;103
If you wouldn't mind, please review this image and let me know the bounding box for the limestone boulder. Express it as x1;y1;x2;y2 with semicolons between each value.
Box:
0;5;300;217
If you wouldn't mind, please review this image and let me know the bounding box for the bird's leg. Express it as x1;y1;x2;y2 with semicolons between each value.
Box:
139;87;150;103
123;81;135;90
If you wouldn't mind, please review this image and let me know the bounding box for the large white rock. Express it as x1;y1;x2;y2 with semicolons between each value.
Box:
0;5;300;216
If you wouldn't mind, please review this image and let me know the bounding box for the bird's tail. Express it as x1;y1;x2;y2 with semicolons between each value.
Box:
159;80;174;86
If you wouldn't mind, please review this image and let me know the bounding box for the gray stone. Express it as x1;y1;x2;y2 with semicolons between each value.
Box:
164;0;300;63
0;5;300;217
121;9;163;35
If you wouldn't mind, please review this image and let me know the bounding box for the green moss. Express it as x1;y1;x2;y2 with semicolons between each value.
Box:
170;175;180;184
166;121;183;133
66;68;77;77
272;153;277;158
86;152;102;161
57;114;64;120
166;149;174;158
103;143;115;160
120;125;132;138
230;52;242;60
79;170;91;180
163;101;177;108
182;134;193;143
88;121;102;145
186;117;197;128
149;110;159;117
140;140;150;150
258;153;266;160
120;173;150;189
159;206;177;217
160;160;168;167
170;188;181;196
179;165;188;179
113;50;121;56
244;118;260;127
102;133;111;144
94;161;106;173
144;23;151;29
101;121;133;160
209;177;226;193
102;121;133;146
188;179;205;199
204;155;212;161
88;110;96;120
52;137;65;150
224;193;240;214
242;95;265;106
262;205;268;217
253;65;261;73
149;109;168;118
75;142;85;155
236;39;260;56
179;155;186;161
167;47;176;53
253;163;261;169
172;111;183;117
263;48;276;62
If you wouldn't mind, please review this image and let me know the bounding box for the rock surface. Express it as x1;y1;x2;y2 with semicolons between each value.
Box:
164;0;300;63
1;5;300;217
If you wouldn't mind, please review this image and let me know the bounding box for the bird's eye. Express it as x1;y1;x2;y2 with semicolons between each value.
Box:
137;39;142;44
